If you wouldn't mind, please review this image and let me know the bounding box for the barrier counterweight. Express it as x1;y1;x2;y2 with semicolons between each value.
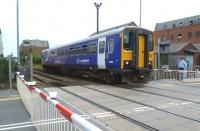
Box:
16;72;101;131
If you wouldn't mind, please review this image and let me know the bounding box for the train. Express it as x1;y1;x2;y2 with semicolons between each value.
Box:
41;26;155;83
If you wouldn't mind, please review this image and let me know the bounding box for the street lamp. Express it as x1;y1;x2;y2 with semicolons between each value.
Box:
17;0;20;65
139;0;142;27
94;2;102;34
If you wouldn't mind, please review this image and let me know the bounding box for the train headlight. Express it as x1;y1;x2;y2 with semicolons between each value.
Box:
148;61;153;69
124;61;132;69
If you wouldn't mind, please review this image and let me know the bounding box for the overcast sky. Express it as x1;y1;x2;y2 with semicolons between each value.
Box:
0;0;199;56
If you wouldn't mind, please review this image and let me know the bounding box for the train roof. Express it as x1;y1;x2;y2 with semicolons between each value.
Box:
42;26;141;52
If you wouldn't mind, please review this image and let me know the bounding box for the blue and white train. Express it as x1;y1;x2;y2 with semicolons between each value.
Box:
42;26;155;83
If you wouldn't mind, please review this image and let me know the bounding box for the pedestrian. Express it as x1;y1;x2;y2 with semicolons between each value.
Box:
178;57;187;80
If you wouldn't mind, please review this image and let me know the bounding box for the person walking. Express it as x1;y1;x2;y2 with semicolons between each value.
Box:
178;57;187;80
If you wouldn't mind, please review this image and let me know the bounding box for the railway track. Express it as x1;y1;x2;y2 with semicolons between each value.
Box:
34;70;200;104
33;70;158;131
120;84;200;105
33;70;200;130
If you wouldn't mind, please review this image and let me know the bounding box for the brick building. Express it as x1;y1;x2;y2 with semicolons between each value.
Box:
20;39;49;64
154;15;200;69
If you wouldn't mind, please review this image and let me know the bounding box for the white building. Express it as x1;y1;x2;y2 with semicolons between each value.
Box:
0;29;3;56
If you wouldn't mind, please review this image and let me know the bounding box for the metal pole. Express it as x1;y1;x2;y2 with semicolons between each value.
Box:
30;48;33;81
9;54;12;90
157;38;160;69
17;0;20;65
139;0;142;27
94;2;102;34
97;7;99;34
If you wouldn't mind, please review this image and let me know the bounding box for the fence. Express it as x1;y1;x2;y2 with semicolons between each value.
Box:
152;69;199;80
16;72;102;131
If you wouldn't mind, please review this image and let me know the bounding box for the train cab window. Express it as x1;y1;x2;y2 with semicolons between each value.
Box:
124;31;133;50
108;39;114;54
99;41;105;54
148;33;154;51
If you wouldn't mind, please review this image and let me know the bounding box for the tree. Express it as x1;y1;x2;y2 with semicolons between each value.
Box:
0;54;3;58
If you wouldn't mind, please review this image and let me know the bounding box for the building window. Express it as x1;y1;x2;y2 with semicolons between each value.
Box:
179;22;183;27
161;45;165;51
188;32;192;40
196;31;200;38
198;18;200;24
173;24;176;28
190;20;193;25
177;33;182;41
162;35;166;41
171;34;174;40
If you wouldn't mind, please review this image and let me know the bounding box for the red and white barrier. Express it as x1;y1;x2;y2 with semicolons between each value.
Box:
16;72;102;131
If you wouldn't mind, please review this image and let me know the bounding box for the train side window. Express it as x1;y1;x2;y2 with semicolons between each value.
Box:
81;45;88;54
124;31;133;50
75;46;80;55
148;33;153;51
88;42;97;53
65;49;68;55
61;50;65;55
69;47;74;55
108;39;114;54
56;50;58;56
99;41;105;54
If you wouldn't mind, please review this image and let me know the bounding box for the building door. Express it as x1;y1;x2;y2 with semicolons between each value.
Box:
97;37;106;69
138;35;145;68
185;55;193;70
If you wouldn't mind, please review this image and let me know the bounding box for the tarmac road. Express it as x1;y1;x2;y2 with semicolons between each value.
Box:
0;90;37;131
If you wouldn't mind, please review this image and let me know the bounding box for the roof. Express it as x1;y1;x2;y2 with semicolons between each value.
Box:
155;15;200;31
90;21;137;36
192;43;200;51
155;42;200;54
169;43;188;53
43;26;139;52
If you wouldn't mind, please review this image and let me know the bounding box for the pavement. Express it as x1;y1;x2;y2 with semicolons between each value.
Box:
0;89;37;131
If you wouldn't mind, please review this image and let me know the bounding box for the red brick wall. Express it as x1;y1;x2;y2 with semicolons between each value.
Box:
154;24;200;44
20;47;48;55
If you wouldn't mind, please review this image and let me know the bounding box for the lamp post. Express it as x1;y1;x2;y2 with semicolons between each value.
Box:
157;38;160;69
94;2;102;34
139;0;142;27
17;0;20;65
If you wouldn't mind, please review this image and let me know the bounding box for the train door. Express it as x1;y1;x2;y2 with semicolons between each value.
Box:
97;37;106;69
138;35;145;68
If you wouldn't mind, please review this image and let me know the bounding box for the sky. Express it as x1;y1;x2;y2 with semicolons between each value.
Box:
0;0;199;56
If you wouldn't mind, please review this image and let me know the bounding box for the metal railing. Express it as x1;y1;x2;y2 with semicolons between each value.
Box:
16;72;102;131
152;69;199;80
